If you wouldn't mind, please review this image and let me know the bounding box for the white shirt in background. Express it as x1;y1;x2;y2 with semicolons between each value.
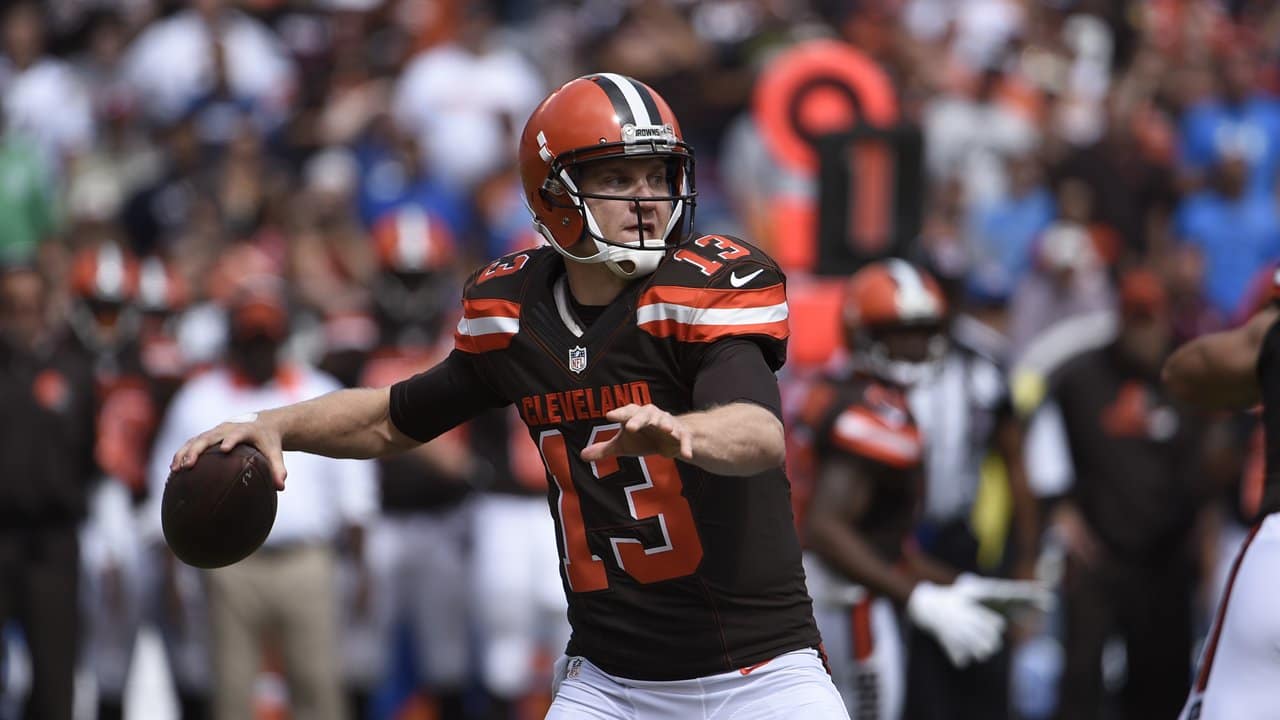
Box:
392;42;544;189
145;365;377;549
122;9;295;127
0;56;94;173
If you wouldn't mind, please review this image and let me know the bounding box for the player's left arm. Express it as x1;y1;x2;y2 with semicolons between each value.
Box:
580;339;785;476
1163;305;1280;408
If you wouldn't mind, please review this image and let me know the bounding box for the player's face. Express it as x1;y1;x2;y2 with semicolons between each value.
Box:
879;324;943;364
0;270;45;351
576;157;675;251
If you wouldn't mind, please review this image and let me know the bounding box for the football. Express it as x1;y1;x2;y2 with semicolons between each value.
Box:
162;444;278;569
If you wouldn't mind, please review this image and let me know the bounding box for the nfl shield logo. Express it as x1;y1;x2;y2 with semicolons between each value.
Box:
568;346;588;373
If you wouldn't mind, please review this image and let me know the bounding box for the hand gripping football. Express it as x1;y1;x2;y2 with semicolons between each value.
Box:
162;444;278;568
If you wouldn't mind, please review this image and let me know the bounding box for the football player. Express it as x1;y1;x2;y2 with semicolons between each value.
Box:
800;260;1049;718
72;248;210;720
65;242;149;720
170;73;847;718
1165;269;1280;720
328;207;476;718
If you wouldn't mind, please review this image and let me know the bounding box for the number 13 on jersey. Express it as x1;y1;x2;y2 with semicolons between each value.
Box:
538;425;704;592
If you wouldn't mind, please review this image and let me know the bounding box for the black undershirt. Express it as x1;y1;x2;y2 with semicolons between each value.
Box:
569;294;608;328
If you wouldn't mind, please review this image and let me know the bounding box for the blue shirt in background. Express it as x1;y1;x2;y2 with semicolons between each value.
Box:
1176;190;1280;320
1179;95;1280;196
965;187;1056;303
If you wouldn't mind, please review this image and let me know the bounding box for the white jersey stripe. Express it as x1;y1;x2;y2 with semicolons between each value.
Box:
457;315;520;337
834;410;921;461
635;301;788;327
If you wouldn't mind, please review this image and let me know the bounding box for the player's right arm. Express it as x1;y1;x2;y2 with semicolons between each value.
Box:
805;455;918;604
1163;305;1280;409
171;351;507;489
173;252;529;488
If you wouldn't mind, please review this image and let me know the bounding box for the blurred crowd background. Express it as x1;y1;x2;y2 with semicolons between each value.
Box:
1;0;1279;718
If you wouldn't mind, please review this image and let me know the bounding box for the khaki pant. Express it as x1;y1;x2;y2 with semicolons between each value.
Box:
206;544;345;720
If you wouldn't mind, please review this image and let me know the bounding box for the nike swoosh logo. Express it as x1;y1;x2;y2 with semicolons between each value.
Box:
729;269;764;287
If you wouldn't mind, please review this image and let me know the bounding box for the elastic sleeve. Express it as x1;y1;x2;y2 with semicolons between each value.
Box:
691;339;783;420
389;350;510;443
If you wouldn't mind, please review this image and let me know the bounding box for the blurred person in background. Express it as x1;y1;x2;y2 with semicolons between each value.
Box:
466;400;569;720
1174;151;1280;325
392;0;544;192
290;147;377;322
965;150;1056;309
0;262;97;720
0;3;61;266
905;272;1042;720
0;56;56;264
923;66;1039;211
1043;268;1214;720
353;116;472;242
120;114;210;258
1008;217;1116;367
801;260;1047;719
147;277;377;720
63;241;147;720
70;7;163;207
326;207;475;719
1178;42;1280;197
213;116;292;252
122;0;295;140
0;1;94;178
83;252;194;720
1163;263;1280;720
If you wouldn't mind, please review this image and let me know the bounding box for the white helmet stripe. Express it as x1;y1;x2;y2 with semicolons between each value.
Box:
597;73;652;126
885;259;940;320
396;209;430;270
138;257;168;307
96;244;126;299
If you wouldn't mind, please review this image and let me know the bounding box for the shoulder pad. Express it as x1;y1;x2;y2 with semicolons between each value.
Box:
455;247;554;354
652;234;784;290
639;235;789;348
461;246;554;301
826;380;922;470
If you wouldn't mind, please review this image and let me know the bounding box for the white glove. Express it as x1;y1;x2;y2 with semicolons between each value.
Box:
953;573;1056;614
906;581;1006;668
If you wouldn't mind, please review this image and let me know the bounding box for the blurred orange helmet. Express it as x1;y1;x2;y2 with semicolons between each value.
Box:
843;259;948;385
69;242;139;304
206;243;281;307
517;73;696;278
227;278;289;342
372;207;455;274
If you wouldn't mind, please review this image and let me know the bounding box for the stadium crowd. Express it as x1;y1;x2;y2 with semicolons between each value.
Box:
1;0;1279;718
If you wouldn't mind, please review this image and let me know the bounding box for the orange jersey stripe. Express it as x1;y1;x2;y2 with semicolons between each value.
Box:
462;296;521;319
851;598;875;661
639;282;786;311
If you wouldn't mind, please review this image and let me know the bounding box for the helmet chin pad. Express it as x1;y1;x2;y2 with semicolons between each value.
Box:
538;203;671;279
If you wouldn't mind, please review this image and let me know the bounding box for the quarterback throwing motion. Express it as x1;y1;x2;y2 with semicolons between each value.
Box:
172;74;846;718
